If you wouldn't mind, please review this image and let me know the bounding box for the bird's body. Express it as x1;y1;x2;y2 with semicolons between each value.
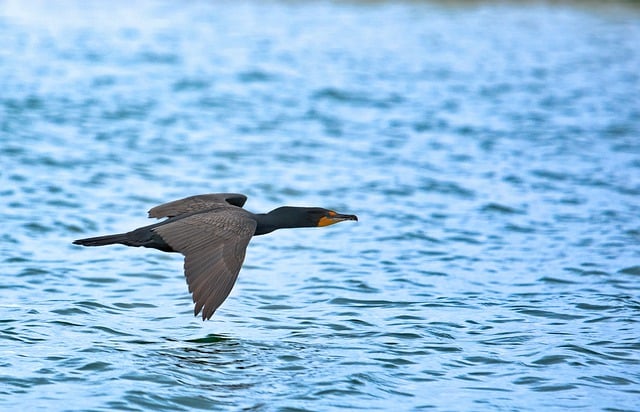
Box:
73;193;357;320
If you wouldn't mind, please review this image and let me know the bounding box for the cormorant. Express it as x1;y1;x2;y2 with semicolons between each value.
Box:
73;193;357;320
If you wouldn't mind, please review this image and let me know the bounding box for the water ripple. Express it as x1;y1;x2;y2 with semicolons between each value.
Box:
2;1;640;411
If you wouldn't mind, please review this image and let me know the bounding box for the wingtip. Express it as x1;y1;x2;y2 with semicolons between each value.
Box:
203;308;215;321
194;306;215;321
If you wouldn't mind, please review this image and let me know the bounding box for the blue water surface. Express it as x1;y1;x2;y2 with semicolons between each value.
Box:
1;1;640;411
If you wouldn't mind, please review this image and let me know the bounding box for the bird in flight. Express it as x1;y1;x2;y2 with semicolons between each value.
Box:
73;193;357;320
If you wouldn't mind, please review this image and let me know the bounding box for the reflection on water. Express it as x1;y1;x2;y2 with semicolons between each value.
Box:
1;0;640;411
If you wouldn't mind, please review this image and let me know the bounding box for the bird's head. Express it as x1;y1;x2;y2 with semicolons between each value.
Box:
267;206;358;228
312;208;359;227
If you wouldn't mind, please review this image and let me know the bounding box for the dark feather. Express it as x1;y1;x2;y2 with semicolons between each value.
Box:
152;209;256;319
148;193;247;219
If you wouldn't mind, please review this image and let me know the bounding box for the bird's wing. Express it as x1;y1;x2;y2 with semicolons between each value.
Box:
148;193;248;219
152;209;257;320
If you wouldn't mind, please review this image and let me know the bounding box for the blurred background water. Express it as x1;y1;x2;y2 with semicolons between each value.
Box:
1;0;640;411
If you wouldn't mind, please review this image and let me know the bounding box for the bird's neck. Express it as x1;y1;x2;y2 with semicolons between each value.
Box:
254;213;279;236
253;208;310;236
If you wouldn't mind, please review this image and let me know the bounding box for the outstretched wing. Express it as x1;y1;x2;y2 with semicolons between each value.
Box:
152;209;256;320
148;193;248;219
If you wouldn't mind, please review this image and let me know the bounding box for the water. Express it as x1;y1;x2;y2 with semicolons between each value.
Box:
2;0;640;410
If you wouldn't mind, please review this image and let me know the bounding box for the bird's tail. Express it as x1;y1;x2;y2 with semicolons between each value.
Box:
73;233;129;247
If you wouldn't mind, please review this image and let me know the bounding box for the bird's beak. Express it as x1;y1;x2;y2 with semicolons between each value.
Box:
318;212;358;227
